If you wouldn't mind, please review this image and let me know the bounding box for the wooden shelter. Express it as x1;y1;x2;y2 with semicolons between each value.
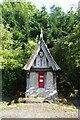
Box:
23;30;61;99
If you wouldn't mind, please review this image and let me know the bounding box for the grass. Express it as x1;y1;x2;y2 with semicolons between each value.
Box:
52;103;78;112
0;101;78;112
0;101;27;110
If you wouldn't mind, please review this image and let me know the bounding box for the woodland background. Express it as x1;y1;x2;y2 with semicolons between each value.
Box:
0;1;80;100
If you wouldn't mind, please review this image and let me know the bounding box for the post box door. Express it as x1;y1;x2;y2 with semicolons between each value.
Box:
38;72;44;88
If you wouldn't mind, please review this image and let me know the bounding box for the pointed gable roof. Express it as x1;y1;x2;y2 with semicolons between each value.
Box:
23;40;61;71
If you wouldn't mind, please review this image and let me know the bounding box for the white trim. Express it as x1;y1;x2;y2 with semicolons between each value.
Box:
40;76;44;78
39;79;43;82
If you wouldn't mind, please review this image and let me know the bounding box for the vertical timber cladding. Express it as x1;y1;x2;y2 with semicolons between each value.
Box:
46;72;54;90
29;72;38;89
26;72;30;90
53;72;57;90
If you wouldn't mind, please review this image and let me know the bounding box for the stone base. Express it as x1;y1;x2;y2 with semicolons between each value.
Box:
25;88;58;100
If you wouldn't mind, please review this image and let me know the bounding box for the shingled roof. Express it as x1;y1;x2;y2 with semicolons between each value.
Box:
23;39;61;71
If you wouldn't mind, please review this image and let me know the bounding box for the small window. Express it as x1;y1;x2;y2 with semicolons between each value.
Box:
40;51;44;58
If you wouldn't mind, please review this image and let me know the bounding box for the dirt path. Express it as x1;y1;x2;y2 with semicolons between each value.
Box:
0;103;78;118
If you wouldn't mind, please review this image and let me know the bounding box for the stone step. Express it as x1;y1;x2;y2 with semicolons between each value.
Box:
25;97;45;103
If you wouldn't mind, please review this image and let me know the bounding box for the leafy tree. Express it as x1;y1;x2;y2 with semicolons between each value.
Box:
47;5;78;49
1;1;79;99
51;21;80;98
0;24;36;99
2;2;40;42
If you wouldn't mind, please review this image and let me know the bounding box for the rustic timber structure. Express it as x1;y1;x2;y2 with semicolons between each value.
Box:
23;29;61;99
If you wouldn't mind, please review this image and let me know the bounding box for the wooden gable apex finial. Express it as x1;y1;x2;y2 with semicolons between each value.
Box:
40;28;43;40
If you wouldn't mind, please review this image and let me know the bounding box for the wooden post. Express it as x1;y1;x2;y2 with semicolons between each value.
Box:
26;72;30;90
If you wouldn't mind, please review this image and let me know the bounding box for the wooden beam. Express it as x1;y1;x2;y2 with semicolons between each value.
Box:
31;68;53;72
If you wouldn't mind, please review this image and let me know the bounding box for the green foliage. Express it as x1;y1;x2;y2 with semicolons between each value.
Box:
0;24;36;99
1;1;80;99
51;22;80;98
2;2;40;41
